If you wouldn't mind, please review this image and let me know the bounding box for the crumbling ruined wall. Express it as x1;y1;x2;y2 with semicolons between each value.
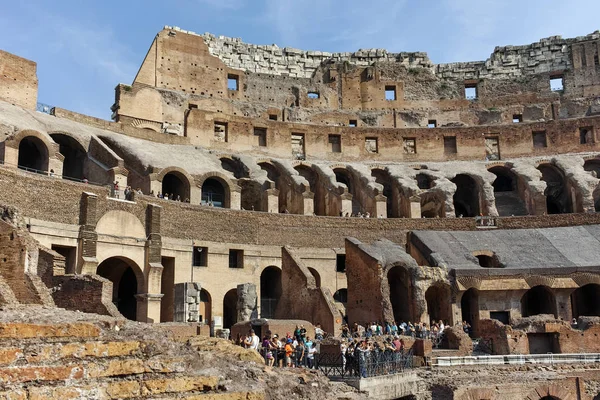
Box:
275;247;341;336
0;50;37;110
52;275;122;318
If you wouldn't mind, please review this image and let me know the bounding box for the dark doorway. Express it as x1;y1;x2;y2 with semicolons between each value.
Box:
160;256;175;322
334;168;360;215
51;245;77;275
571;284;600;318
162;172;190;202
527;333;559;354
388;266;413;323
202;178;227;207
50;134;86;180
537;164;572;214
18;137;48;172
333;289;348;304
295;164;323;215
200;289;212;325
97;257;141;321
521;286;557;318
426;285;452;325
371;169;396;218
260;267;282;319
489;166;527;216
460;288;479;337
451;174;480;217
223;289;238;329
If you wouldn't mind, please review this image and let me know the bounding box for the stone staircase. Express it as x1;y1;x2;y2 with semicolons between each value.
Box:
0;320;263;400
494;191;528;216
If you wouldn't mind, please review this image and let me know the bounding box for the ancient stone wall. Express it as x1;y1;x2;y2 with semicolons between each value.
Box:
52;274;122;317
0;50;37;110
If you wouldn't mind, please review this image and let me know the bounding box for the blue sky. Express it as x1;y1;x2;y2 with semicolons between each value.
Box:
1;0;599;119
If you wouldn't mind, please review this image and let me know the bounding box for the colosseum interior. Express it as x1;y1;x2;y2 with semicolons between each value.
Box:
2;25;600;399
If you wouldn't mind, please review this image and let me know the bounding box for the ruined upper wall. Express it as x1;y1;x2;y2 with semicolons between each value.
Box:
0;50;37;110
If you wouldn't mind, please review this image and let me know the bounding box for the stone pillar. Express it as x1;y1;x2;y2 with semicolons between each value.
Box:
190;185;201;205
78;192;99;275
302;192;314;215
48;156;64;176
230;187;242;210
174;282;201;322
375;195;387;219
555;289;573;321
237;283;258;322
409;195;422;219
263;188;279;213
144;204;163;323
136;293;164;324
340;194;353;216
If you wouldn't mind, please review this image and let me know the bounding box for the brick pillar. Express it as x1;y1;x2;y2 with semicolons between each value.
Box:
375;194;387;219
302;192;314;215
409;195;422;218
143;204;164;323
263;188;279;213
78;192;99;275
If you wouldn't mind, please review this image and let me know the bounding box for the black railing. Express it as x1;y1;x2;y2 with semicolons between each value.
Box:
36;102;55;115
317;349;413;379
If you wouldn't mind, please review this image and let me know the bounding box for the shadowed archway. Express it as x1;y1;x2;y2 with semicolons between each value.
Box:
97;257;143;321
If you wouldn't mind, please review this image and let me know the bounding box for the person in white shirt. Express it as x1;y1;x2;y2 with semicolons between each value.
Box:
244;329;260;351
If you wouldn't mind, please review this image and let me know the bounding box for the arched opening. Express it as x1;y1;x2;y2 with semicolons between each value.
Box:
334;168;360;214
388;266;413;323
420;192;444;218
460;289;479;337
260;267;282;319
162;172;190;202
521;286;557;318
201;178;227;208
333;288;348;304
259;162;285;212
571;284;600;318
18;136;49;172
489;166;527;216
223;288;238;330
295;164;323;215
537;164;572;214
200;289;212;325
474;252;503;268
220;157;246;179
96;257;142;321
451;174;480;217
240;180;263;211
371;169;396;218
584;159;600;178
50;134;86;180
308;267;321;288
416;173;432;190
425;285;452;325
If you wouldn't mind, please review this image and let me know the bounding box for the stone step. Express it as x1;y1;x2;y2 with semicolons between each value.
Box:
0;322;100;340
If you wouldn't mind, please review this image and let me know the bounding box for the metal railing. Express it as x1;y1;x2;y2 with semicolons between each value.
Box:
317;349;413;379
432;353;600;367
36;102;55;115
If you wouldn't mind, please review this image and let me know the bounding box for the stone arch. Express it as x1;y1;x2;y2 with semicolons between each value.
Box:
96;210;146;239
425;284;452;325
371;168;398;218
198;173;234;208
18;135;50;173
416;173;433;190
157;167;192;202
460;288;479;337
488;165;527;216
451;174;480;217
472;250;503;268
295;163;324;215
521;285;557;318
308;267;321;288
220;157;263;211
260;266;282;319
537;163;572;214
333;167;361;214
49;132;87;180
96;256;144;321
571;284;600;318
388;265;414;323
333;288;348;304
200;289;212;325
223;288;238;330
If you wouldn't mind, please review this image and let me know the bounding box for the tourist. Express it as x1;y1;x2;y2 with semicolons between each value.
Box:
284;339;294;367
244;329;260;351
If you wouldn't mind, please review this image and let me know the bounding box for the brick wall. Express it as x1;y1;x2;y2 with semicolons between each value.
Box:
0;50;37;110
52;275;122;318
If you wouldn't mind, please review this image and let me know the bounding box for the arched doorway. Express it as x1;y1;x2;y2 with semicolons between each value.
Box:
388;266;413;323
334;168;360;215
425;285;452;325
295;164;323;215
451;174;480;217
308;267;321;288
571;284;600;318
96;257;142;321
200;289;212;325
521;286;557;318
18;136;49;172
416;173;432;190
223;288;238;330
201;178;227;208
50;134;86;180
371;169;396;218
333;289;348;304
489;166;527;216
240;180;263;211
260;267;282;319
537;164;571;214
162;172;190;202
259;162;286;213
584;159;600;178
460;288;479;337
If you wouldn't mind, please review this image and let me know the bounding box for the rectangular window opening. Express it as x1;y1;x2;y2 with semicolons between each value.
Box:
254;127;267;147
444;136;457;155
349;120;358;127
307;91;320;99
403;138;416;154
385;85;397;101
427;120;437;128
228;249;244;269
365;137;378;154
580;126;594;144
214;122;228;142
464;84;477;100
532;131;548;148
329;134;341;153
291;133;306;160
227;74;239;91
192;246;208;267
51;245;77;275
550;76;564;92
485;136;500;161
512;114;523;123
490;311;510;325
336;254;346;273
269;114;278;121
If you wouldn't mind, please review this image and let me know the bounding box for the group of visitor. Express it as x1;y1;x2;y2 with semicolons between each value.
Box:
153;191;189;203
341;320;453;341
